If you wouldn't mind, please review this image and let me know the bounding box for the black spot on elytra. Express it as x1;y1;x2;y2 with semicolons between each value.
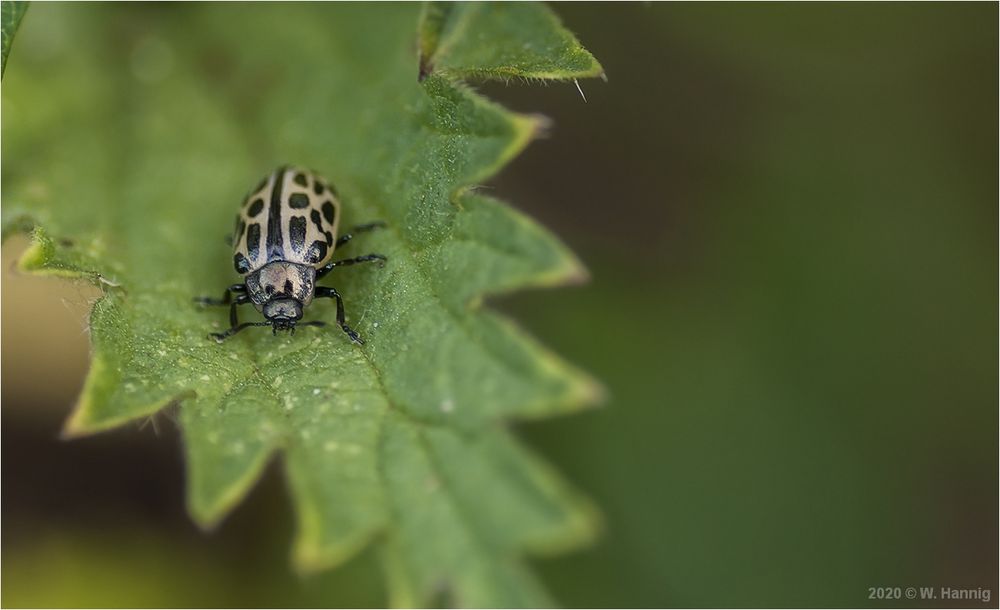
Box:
313;181;324;196
322;201;336;224
267;168;286;259
289;193;310;209
284;279;293;294
307;240;327;264
310;209;324;231
293;173;308;187
289;216;307;252
306;208;335;246
247;223;261;261
233;252;250;274
247;198;264;217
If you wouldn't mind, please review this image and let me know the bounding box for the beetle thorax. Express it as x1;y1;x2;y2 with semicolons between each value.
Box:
245;261;316;311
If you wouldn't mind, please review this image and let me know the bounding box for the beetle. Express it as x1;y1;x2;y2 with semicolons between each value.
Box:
195;165;386;344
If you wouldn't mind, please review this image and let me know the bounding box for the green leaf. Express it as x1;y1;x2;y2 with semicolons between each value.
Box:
1;0;27;77
2;3;602;606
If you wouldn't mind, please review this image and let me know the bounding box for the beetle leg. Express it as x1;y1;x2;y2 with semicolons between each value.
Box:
225;293;251;327
203;293;253;342
194;283;246;306
335;221;386;248
314;286;363;344
315;253;387;279
210;320;270;343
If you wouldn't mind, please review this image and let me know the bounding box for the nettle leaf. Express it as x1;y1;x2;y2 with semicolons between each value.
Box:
2;3;603;606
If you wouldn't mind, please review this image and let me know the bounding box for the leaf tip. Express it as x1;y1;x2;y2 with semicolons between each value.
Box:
506;112;547;166
290;541;330;575
558;252;591;287
185;441;280;532
526;112;554;141
187;498;226;532
187;488;241;533
528;493;605;557
290;528;380;576
59;410;93;441
555;369;607;419
577;373;609;409
186;494;238;533
16;228;55;272
59;354;113;439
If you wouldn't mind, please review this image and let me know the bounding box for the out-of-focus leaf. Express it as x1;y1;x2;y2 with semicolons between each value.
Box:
1;0;28;77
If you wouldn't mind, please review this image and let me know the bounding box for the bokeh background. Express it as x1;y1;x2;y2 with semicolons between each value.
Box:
2;3;996;608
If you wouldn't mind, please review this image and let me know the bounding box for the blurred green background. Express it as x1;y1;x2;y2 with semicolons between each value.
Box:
2;3;996;608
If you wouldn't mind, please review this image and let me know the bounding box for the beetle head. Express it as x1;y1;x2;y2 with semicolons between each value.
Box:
263;297;303;333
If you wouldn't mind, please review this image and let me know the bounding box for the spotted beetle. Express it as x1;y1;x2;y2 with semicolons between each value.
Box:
196;165;386;344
